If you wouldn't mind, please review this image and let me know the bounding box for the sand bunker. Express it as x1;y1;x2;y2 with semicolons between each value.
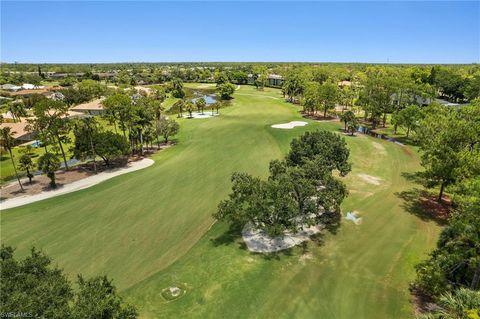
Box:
183;112;218;119
358;174;382;185
242;222;323;253
345;211;363;225
271;121;308;129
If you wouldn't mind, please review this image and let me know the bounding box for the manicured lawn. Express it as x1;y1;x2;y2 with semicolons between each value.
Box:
0;85;440;318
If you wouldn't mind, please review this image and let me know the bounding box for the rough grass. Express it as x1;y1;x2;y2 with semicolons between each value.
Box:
0;85;440;318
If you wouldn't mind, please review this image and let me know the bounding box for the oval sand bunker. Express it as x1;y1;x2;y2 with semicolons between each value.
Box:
271;121;308;129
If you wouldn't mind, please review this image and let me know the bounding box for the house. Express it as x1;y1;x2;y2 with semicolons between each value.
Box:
0;121;35;144
268;74;283;87
70;98;105;116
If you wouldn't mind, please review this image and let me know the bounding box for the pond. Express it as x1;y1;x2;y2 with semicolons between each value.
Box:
191;92;217;105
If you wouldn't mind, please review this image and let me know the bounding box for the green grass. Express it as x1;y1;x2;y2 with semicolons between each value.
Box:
0;85;440;318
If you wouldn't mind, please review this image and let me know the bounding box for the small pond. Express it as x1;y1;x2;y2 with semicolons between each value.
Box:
191;92;217;105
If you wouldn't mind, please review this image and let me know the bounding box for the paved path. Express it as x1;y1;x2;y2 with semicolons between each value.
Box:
0;158;154;210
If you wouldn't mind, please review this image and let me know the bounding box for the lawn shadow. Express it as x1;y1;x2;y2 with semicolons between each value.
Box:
210;223;242;247
395;188;449;226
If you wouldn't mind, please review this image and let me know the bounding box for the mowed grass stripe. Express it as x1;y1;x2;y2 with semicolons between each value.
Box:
0;86;305;290
124;106;440;319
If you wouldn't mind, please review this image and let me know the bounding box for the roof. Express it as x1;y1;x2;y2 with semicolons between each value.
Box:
0;121;31;139
70;98;105;111
268;74;283;80
338;80;352;86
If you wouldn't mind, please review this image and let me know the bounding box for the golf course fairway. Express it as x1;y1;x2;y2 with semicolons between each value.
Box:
0;85;440;318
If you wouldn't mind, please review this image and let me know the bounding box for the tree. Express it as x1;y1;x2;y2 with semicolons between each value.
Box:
37;152;60;188
102;93;133;139
391;104;421;137
283;70;308;102
150;85;167;103
416;103;479;201
318;80;339;118
77;79;106;99
170;78;185;98
340;110;359;136
173;99;185;118
94;131;130;166
0;127;24;191
72;117;99;174
214;130;350;237
0;245;138;319
216;82;235;100
415;205;480;297
195;97;206;114
185;101;194;118
31;99;71;170
287;130;351;176
156;116;179;143
8;100;26;123
18;153;34;183
0;246;72;318
72;275;138;319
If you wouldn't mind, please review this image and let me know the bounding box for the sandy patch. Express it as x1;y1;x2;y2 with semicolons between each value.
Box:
299;253;313;264
358;174;382;185
1;158;154;210
183;112;218;119
372;142;387;154
242;222;323;253
271;121;308;129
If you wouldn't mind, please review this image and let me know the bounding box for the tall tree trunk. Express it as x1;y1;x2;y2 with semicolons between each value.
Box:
8;149;24;191
139;130;144;156
438;181;446;202
56;135;69;170
406;127;410;138
89;133;97;174
471;260;480;290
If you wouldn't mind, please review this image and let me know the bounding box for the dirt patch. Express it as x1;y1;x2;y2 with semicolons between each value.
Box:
358;174;382;185
410;286;439;317
299;253;313;264
0;143;171;201
303;113;338;121
418;194;452;221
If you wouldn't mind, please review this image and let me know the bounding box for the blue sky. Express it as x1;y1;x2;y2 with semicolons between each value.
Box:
1;1;479;63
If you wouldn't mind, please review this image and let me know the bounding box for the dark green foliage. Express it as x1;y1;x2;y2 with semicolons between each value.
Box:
215;130;350;237
415;207;480;297
155;116;179;143
287;130;351;176
94;131;130;166
0;246;73;319
37;152;60;187
216;82;236;100
0;246;137;319
18;153;34;183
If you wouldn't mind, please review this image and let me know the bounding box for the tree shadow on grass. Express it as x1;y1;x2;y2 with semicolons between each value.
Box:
395;188;449;226
210;223;243;247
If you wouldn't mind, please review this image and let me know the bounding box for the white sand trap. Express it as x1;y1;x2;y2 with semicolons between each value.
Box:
183;112;218;119
345;211;363;225
0;158;154;210
242;222;323;253
358;174;382;185
271;121;308;129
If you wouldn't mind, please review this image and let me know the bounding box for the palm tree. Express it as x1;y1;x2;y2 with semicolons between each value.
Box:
185;101;194;118
8;100;27;123
195;97;206;114
0;127;24;191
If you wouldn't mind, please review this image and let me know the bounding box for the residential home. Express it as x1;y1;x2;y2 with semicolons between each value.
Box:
70;98;105;116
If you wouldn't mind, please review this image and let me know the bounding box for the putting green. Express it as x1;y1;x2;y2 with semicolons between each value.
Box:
0;85;440;318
